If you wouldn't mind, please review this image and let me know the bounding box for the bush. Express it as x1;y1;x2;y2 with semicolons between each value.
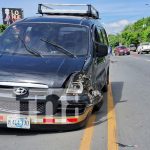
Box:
0;24;7;33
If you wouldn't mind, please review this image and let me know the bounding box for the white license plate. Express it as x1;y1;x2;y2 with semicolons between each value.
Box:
7;115;30;129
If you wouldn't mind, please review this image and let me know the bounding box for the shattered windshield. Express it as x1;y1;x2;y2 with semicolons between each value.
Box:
0;23;89;57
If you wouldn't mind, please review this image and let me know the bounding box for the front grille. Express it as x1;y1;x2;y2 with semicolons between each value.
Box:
56;103;86;116
0;100;46;115
37;102;46;114
0;87;60;116
0;100;87;116
0;83;87;116
0;83;48;115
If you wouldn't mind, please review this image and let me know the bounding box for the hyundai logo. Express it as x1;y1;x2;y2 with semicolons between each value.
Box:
13;87;28;96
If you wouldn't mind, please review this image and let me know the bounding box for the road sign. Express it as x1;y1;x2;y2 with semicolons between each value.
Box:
2;8;23;25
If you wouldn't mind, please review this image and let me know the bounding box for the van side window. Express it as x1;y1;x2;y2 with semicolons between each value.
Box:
98;29;104;44
94;27;104;44
101;29;108;46
94;28;100;43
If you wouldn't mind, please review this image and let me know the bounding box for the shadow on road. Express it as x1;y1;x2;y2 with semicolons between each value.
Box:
0;127;70;136
85;81;124;129
111;82;124;104
0;128;39;136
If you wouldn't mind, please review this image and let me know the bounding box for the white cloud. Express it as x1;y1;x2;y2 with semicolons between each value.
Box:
104;19;133;34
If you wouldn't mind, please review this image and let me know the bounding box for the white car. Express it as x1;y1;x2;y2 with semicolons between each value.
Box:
129;44;136;52
137;42;150;54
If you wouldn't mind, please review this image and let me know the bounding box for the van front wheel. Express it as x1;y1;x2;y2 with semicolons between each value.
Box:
93;99;104;112
101;83;108;92
101;70;109;92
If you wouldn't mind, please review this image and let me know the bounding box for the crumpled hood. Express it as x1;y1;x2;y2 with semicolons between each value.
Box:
0;55;86;87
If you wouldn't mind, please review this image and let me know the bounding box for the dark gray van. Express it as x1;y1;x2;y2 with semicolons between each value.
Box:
0;4;109;130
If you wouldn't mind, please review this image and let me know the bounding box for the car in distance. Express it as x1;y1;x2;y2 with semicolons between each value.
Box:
137;42;150;54
129;44;136;52
114;46;130;56
0;4;110;130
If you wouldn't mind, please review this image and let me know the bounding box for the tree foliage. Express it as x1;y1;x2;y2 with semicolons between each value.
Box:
108;34;119;47
108;17;150;47
0;24;7;33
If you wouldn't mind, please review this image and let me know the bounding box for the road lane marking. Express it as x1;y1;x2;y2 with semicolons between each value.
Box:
107;84;118;150
80;83;118;150
80;114;96;150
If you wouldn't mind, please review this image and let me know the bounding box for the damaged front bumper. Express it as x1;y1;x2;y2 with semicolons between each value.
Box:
0;105;93;130
0;92;95;130
0;77;102;130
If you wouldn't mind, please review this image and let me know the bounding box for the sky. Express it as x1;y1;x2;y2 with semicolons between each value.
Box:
0;0;150;34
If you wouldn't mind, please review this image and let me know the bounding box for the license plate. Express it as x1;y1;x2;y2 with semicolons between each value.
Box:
7;115;30;129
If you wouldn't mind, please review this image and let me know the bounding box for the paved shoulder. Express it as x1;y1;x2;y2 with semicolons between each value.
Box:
110;55;150;150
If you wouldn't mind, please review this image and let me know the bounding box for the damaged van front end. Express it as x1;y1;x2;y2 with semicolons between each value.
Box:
0;71;102;130
0;4;109;130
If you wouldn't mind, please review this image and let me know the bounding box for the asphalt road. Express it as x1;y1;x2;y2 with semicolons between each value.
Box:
0;53;149;150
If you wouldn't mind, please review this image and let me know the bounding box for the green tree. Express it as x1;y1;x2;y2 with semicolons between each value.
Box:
108;34;120;47
108;16;150;47
0;24;7;33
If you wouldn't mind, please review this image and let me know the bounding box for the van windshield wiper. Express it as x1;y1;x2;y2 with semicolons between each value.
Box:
18;36;43;58
40;38;76;58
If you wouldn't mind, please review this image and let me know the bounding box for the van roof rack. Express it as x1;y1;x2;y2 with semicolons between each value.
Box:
38;4;99;19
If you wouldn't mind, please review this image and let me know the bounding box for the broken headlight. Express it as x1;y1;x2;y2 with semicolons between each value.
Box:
65;72;85;94
66;81;83;94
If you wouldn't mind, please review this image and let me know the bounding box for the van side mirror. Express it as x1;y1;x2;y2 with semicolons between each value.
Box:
95;42;108;57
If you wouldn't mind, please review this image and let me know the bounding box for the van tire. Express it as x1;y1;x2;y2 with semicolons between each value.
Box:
101;84;108;92
101;69;109;93
93;99;103;112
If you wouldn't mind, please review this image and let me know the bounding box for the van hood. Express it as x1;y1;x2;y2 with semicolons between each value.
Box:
0;55;86;88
